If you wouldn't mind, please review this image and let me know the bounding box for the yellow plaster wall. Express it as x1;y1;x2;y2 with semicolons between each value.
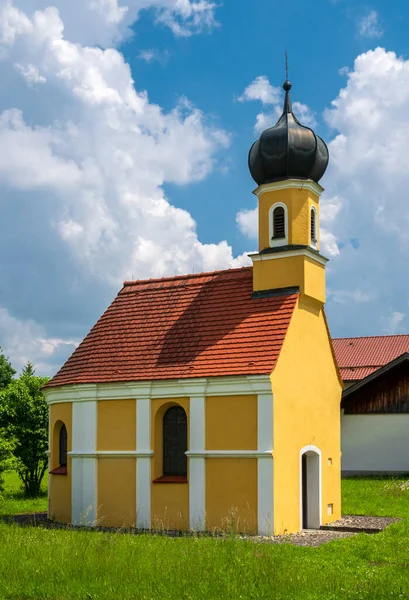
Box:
97;399;136;450
49;402;72;523
205;458;257;534
151;483;189;530
97;458;136;527
258;187;320;251
206;395;257;450
252;254;325;303
151;397;189;529
271;296;342;535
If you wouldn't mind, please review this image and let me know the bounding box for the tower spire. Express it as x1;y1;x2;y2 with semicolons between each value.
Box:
283;51;292;113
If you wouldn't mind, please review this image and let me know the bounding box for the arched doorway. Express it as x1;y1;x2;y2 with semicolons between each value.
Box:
300;446;321;529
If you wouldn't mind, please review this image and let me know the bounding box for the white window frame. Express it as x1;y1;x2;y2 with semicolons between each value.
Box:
268;202;288;248
310;206;318;250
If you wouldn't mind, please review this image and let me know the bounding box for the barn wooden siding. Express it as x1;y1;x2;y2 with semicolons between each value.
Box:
343;362;409;414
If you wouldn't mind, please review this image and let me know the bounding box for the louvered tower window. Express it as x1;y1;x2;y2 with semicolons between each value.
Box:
311;207;317;244
163;406;187;477
59;424;68;468
273;206;286;239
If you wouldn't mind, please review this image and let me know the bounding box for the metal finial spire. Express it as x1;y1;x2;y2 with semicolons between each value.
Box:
283;51;292;113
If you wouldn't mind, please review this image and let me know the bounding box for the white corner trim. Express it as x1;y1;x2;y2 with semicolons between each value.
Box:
189;397;206;530
253;179;324;197
136;398;151;529
43;375;272;405
249;247;328;267
71;401;97;526
268;202;288;248
186;450;272;458
257;392;274;535
299;445;322;530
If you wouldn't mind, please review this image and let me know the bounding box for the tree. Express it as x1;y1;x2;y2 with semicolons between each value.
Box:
0;347;15;391
0;430;14;493
0;364;49;496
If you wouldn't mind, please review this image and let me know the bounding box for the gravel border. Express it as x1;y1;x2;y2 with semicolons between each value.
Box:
1;512;401;548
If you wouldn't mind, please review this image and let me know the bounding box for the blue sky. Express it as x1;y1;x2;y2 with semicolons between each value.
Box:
1;0;409;374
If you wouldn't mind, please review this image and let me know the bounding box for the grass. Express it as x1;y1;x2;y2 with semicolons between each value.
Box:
1;474;409;599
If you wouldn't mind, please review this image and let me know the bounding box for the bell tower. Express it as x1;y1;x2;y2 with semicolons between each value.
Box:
248;79;329;305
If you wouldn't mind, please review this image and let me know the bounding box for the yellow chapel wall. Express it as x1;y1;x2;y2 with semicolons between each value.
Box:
96;399;137;528
271;296;342;535
49;402;72;523
205;395;258;534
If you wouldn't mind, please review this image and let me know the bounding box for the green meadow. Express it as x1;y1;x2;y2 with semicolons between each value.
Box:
1;473;409;599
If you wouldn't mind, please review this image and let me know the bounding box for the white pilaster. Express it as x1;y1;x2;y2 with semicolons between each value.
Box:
71;401;97;526
257;392;274;535
136;397;151;528
189;396;206;530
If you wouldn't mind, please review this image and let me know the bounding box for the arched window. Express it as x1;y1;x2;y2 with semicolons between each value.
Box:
163;406;187;477
310;207;317;247
273;206;286;239
59;424;67;468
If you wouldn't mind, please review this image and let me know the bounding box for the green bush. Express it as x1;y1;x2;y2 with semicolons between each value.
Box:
0;364;49;497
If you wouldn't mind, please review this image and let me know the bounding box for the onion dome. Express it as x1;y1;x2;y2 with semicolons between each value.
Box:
248;80;329;186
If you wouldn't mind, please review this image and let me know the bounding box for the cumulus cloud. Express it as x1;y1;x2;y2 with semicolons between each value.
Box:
237;75;316;133
0;307;78;374
381;311;405;334
358;10;383;39
2;0;219;47
0;0;249;375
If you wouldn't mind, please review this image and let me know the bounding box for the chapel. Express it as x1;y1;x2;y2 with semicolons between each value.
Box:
44;79;342;536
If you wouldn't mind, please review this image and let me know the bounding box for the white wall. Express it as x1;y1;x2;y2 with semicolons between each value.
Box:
342;413;409;473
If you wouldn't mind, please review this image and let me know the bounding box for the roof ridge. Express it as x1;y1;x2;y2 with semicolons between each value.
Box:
333;334;409;341
123;266;252;287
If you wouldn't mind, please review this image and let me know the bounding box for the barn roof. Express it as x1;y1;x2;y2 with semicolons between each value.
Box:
332;335;409;381
342;352;409;401
45;267;299;388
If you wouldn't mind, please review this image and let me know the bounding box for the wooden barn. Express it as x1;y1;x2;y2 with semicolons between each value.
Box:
333;336;409;474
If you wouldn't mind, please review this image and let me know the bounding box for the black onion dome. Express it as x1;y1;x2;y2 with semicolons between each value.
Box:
248;80;329;186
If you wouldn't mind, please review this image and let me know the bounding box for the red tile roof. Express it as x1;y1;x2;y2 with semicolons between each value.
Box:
333;335;409;381
46;267;298;388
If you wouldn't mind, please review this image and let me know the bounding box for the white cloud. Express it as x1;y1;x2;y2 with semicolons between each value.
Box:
328;289;374;304
236;207;257;240
137;48;170;64
358;10;383;39
0;307;78;374
238;76;316;133
238;75;281;105
0;0;219;48
381;311;405;334
0;1;245;374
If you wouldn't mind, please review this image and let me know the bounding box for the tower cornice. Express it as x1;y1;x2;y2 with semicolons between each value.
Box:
253;178;324;198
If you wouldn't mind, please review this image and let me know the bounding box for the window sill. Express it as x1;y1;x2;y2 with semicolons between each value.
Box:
49;466;67;475
153;476;188;484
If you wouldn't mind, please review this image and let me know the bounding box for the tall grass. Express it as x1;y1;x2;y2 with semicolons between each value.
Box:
0;474;409;599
